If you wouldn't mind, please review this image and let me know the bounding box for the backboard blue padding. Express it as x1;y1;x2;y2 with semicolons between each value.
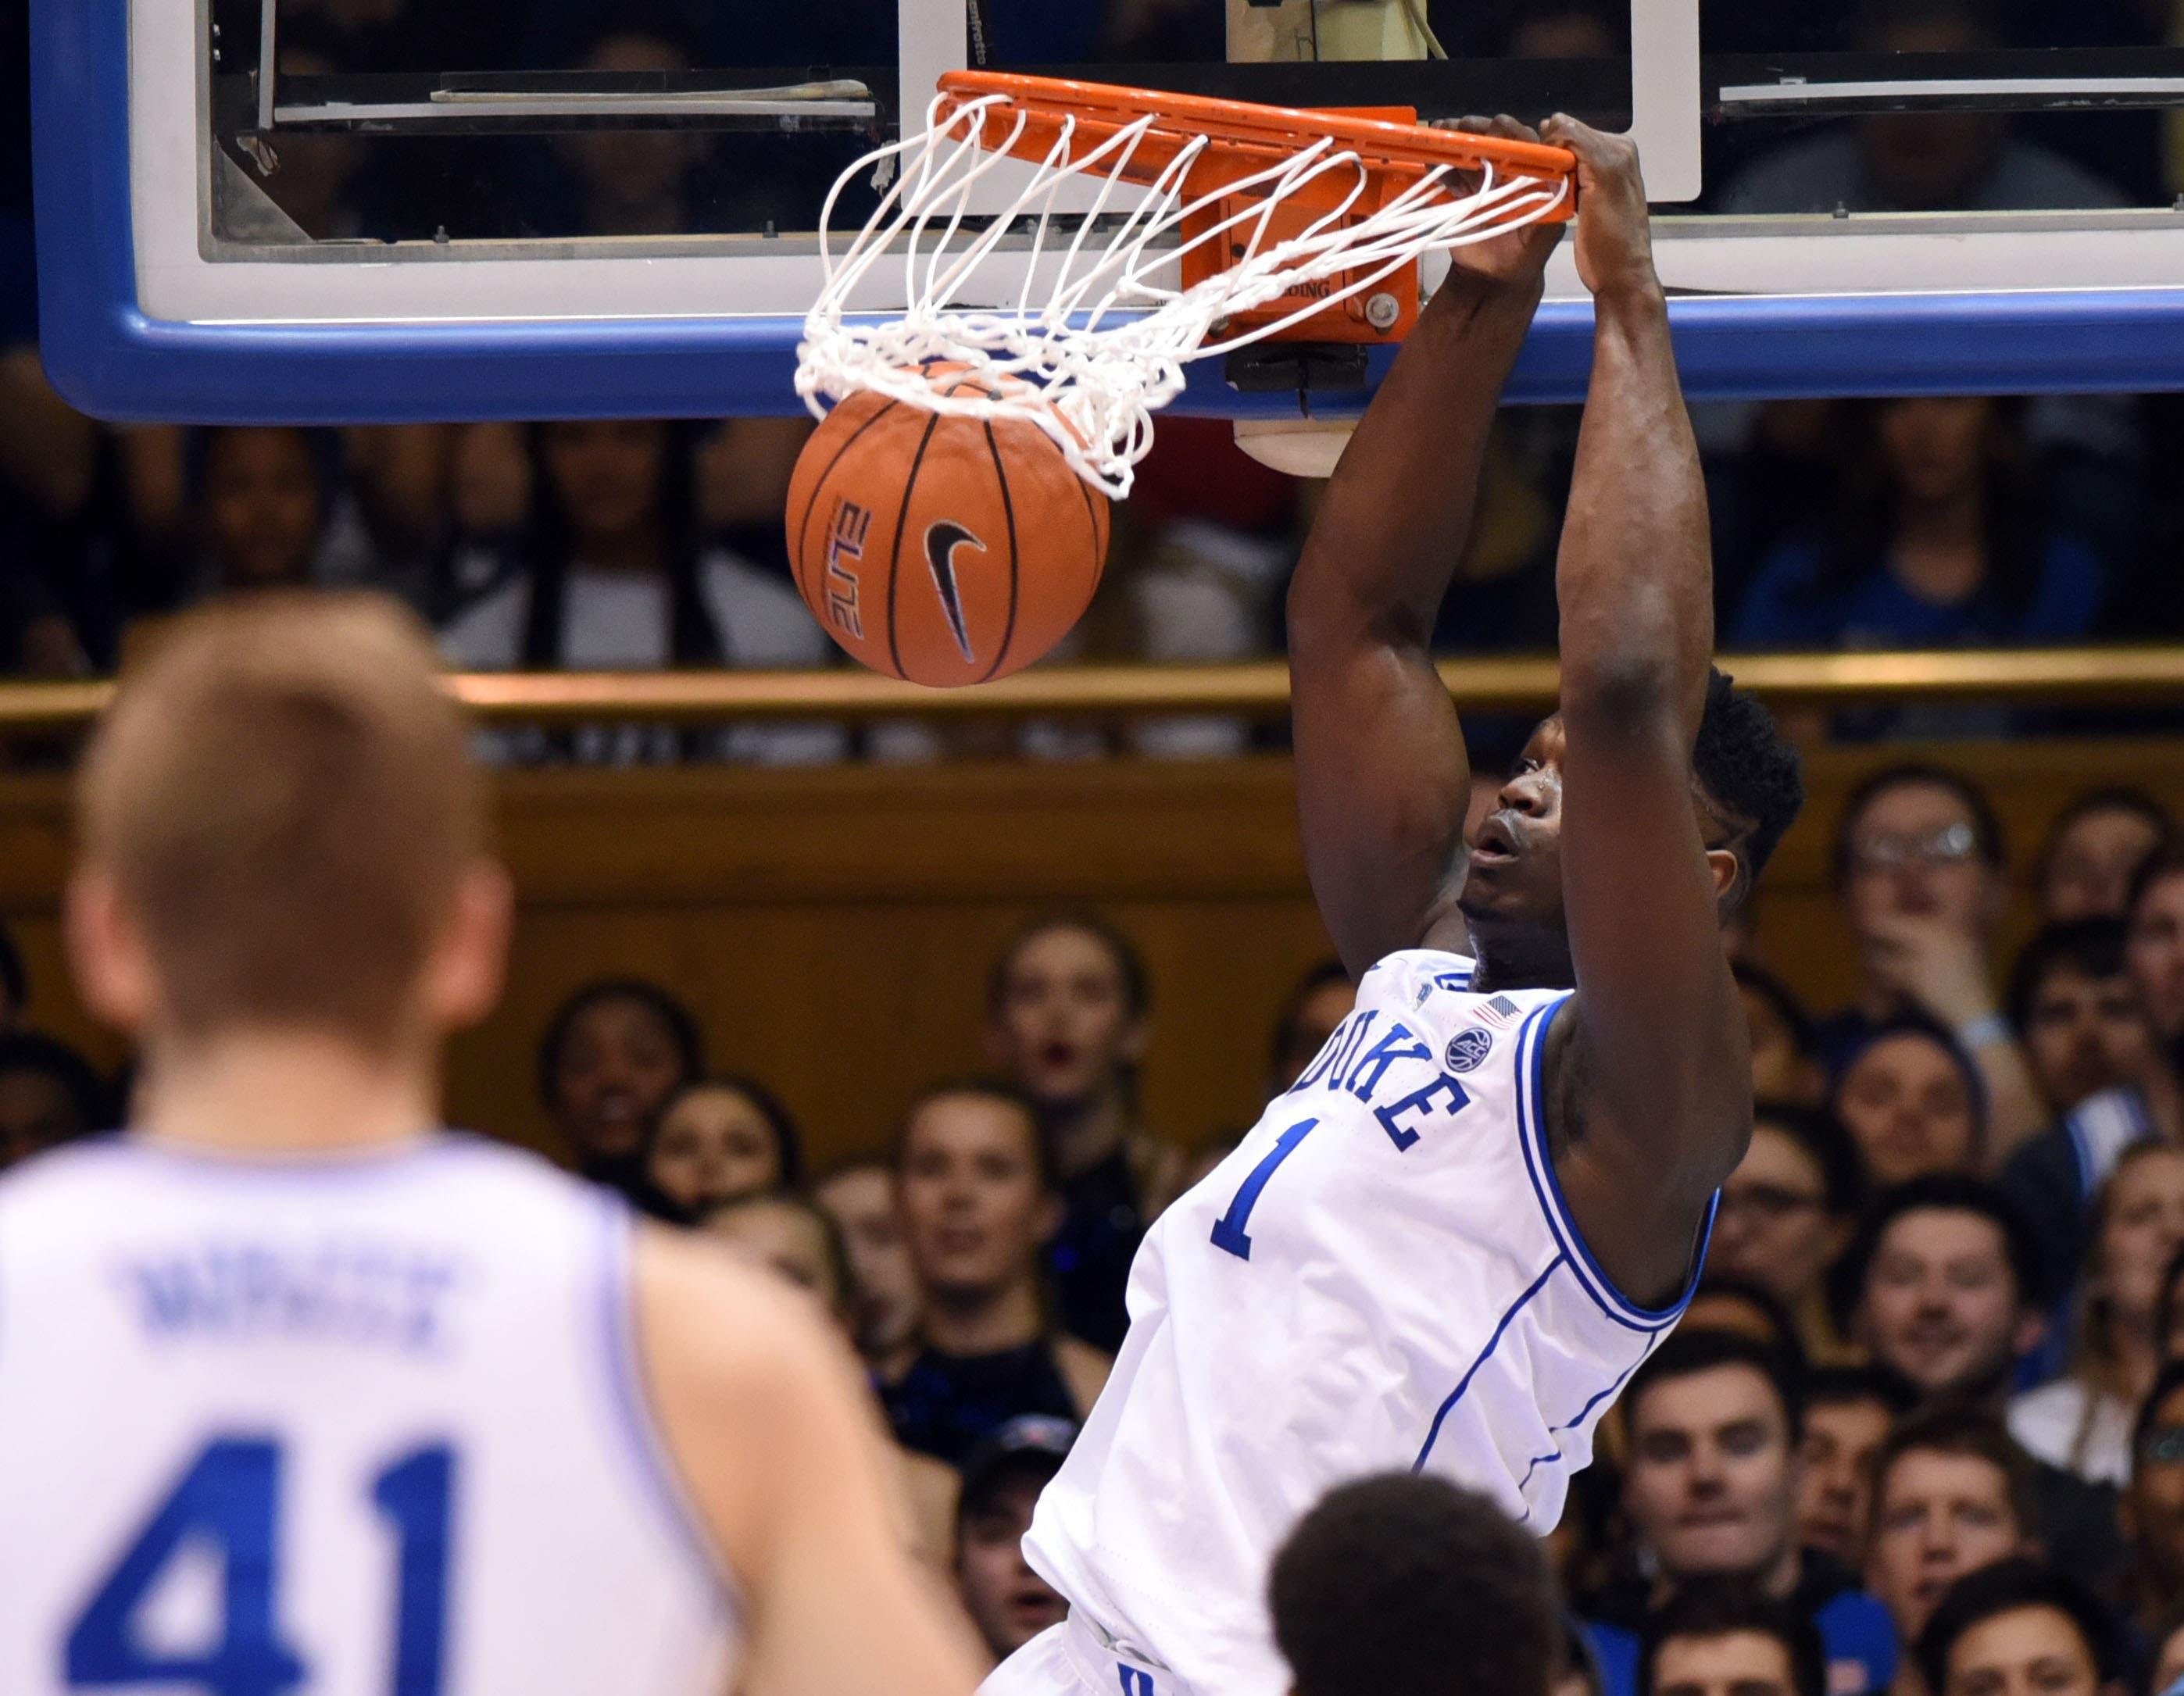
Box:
35;0;2184;423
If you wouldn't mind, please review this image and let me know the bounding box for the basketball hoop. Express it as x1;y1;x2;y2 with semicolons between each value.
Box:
796;72;1575;497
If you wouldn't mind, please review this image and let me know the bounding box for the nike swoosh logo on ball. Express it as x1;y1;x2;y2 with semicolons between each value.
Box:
923;520;983;664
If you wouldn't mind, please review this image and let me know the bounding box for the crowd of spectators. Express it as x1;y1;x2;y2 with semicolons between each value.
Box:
9;0;2184;1676
3;393;2179;762
13;761;2184;1679
2;0;2183;754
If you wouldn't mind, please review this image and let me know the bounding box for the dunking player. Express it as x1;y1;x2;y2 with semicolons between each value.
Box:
0;598;982;1695
985;118;1806;1696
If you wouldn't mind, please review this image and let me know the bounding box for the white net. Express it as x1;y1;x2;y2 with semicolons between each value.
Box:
795;85;1571;498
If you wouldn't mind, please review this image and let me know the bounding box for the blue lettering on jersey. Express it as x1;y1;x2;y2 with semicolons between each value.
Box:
1344;1022;1434;1101
1287;1009;1377;1095
113;1240;465;1355
1374;1074;1472;1151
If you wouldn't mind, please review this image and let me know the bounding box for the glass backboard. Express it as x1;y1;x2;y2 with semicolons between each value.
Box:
31;0;2184;423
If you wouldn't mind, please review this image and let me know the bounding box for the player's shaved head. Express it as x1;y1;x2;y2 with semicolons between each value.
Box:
73;592;496;1052
1271;1472;1560;1696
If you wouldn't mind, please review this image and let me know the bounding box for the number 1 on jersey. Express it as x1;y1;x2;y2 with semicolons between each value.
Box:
1210;1118;1318;1262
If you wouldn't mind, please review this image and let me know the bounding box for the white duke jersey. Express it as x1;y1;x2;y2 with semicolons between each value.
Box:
1020;950;1711;1695
0;1133;735;1696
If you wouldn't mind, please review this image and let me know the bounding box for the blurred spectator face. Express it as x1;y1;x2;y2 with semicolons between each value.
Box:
2021;962;2152;1113
2128;870;2184;1041
1711;1118;1847;1313
558;35;699;234
540;420;670;552
1650;1632;1799;1696
1867;1448;2025;1643
549;994;689;1164
990;927;1145;1111
452;423;533;538
1624;1363;1800;1584
1797;1391;1895;1567
815;1164;924;1364
2045;807;2166;925
200;428;325;591
706;1198;845;1316
1843;780;2001;945
956;1471;1067;1658
1742;983;1819;1105
1857;23;2007;212
1508;12;1617;57
648;1083;783;1215
1857;1209;2039;1400
1835;1032;1980;1187
2131;1380;2184;1601
0;1062;92;1166
1877;398;1993;506
898;1093;1059;1305
1271;978;1355;1095
1936;1605;2107;1696
2089;1150;2184;1346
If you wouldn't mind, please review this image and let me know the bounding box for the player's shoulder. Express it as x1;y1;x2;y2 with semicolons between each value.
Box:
1358;948;1567;1023
0;1132;135;1216
0;1129;582;1223
1357;945;1477;1000
634;1222;860;1406
631;1223;882;1575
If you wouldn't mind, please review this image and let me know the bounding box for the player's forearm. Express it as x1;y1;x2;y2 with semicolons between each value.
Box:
1554;282;1711;737
1287;272;1542;652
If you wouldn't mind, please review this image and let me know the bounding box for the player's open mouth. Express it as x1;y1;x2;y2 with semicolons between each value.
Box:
1471;816;1521;866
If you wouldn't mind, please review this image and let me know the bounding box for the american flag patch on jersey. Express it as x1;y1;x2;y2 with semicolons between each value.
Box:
1475;994;1521;1028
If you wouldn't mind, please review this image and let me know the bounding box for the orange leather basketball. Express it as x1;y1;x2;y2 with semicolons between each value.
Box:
785;373;1111;687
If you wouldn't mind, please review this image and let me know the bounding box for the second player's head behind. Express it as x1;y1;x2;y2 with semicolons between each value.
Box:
67;593;511;1131
1460;668;1804;984
1270;1471;1562;1696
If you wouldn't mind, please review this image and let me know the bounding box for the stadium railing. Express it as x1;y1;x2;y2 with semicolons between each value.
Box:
3;648;2184;734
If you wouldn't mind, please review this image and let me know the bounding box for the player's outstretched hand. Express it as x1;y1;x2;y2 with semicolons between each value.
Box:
1433;113;1563;289
1539;114;1657;301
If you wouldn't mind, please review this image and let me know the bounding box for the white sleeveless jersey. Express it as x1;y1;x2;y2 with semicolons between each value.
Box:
0;1133;735;1696
1021;950;1710;1696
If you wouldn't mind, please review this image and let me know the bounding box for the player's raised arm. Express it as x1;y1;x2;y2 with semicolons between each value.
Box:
1543;119;1752;1298
1286;122;1562;978
636;1230;986;1696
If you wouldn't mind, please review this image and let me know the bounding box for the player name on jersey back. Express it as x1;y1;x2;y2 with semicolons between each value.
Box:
115;1237;463;1352
1017;950;1710;1696
0;1134;735;1696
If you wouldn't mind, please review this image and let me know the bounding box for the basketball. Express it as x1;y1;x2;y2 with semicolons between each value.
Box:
785;371;1111;688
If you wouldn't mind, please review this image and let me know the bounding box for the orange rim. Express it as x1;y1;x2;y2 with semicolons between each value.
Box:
935;70;1576;198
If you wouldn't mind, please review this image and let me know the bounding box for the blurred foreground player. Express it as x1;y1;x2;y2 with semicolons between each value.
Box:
0;596;982;1696
1269;1473;1561;1696
989;119;1803;1694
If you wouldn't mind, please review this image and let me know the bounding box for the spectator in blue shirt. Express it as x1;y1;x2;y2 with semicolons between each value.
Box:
1732;398;2107;654
1582;1331;1899;1696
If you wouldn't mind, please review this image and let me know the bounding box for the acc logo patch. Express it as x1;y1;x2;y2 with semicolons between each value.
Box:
1445;1027;1495;1073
